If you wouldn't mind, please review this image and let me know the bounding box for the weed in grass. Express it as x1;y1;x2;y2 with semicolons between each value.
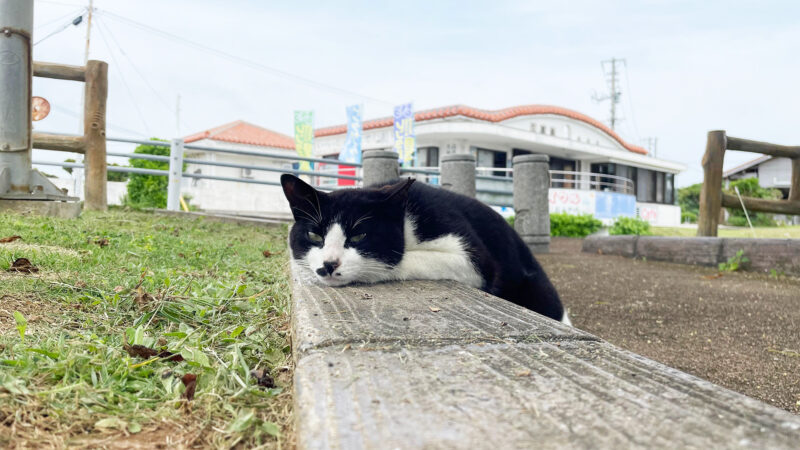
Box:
0;210;294;448
719;250;749;272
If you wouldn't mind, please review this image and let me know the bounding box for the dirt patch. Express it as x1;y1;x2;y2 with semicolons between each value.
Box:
540;237;800;414
1;242;81;258
0;294;66;336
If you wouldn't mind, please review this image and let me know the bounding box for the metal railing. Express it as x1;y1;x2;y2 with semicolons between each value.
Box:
33;134;366;211
472;167;634;195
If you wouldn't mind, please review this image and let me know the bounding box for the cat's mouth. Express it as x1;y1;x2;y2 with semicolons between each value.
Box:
316;274;350;286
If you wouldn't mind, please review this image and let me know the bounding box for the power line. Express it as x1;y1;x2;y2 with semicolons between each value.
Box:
621;61;642;144
33;9;85;46
94;19;152;134
34;6;84;31
97;9;397;106
96;17;196;135
47;104;149;137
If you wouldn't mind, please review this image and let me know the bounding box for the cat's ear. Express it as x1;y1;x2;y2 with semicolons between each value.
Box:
381;178;415;204
281;174;324;222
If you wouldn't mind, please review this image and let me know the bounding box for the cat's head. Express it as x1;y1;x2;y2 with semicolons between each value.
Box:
281;174;414;286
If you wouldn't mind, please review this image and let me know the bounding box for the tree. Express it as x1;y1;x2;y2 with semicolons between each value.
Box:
724;177;782;227
107;163;129;182
123;139;170;209
677;183;702;223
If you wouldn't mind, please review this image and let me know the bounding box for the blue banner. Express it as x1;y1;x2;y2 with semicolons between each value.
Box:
594;192;636;219
393;103;415;165
339;104;363;164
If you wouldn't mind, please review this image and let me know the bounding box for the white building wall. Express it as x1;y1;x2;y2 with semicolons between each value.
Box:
757;157;792;188
182;139;295;216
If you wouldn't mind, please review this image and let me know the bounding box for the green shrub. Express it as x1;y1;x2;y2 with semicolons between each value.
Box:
724;178;782;227
107;163;130;182
550;213;603;238
609;216;651;235
506;215;515;228
681;211;697;223
123;139;171;209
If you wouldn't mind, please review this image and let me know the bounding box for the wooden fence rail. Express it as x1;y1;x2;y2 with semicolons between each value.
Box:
31;60;108;211
698;130;800;236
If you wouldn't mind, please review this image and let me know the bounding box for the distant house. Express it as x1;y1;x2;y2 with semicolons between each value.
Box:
723;155;798;224
313;104;686;226
182;120;295;217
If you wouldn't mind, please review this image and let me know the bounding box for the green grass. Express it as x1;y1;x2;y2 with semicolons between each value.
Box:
650;225;800;239
0;210;293;448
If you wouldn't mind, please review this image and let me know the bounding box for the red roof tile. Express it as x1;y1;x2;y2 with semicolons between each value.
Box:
314;104;649;155
184;120;295;150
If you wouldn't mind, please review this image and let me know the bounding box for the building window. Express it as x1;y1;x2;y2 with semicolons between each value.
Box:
665;174;675;204
241;168;253;179
415;147;439;167
540;125;547;134
530;123;537;132
475;147;508;177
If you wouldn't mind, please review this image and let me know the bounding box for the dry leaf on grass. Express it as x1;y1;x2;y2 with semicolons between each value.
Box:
123;344;184;362
515;369;532;377
181;373;197;401
7;258;38;273
428;306;441;313
94;238;109;247
0;235;22;243
262;250;273;258
702;273;724;280
134;287;155;307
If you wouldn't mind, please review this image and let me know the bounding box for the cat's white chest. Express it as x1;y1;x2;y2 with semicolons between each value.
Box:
394;217;483;288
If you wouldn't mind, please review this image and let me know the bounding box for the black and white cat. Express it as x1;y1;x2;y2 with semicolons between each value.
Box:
281;174;570;325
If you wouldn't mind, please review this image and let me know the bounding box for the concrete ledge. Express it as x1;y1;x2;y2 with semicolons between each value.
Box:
583;236;800;274
290;265;800;449
0;199;81;218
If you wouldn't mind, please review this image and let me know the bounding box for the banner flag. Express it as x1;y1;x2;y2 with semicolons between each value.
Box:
393;103;415;166
339;104;363;164
293;110;314;172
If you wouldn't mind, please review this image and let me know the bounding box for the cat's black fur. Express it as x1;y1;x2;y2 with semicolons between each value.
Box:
282;174;564;321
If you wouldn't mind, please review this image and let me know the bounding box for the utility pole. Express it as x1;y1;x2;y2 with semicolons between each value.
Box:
83;0;93;64
592;57;624;130
643;137;659;157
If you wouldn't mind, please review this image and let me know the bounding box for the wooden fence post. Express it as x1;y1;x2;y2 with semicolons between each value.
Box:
83;60;108;211
697;130;726;236
789;158;800;203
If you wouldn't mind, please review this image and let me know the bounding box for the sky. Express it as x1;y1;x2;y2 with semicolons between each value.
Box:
30;0;800;187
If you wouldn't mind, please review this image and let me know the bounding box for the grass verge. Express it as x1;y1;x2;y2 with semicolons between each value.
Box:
650;225;800;238
0;210;293;448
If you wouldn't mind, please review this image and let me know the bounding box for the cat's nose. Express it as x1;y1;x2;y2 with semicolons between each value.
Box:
316;260;341;277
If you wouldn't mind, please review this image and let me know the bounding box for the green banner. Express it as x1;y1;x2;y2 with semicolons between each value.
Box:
294;111;314;172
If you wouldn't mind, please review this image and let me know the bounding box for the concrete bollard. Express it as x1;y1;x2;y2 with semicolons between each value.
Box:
440;153;476;198
362;150;399;187
513;154;550;254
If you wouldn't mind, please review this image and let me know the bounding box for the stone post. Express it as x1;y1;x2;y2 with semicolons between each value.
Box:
440;153;476;198
362;150;399;186
513;154;550;254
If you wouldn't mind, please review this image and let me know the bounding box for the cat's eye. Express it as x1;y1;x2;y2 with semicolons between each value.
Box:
349;233;366;243
307;232;323;243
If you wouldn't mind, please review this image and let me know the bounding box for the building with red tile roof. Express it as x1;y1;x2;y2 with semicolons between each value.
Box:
184;120;295;150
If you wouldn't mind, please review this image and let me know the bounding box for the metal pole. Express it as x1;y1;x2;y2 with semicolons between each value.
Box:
0;0;33;195
167;138;184;211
